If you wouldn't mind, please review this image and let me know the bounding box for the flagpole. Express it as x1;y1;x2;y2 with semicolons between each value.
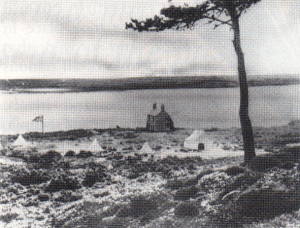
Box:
42;115;44;134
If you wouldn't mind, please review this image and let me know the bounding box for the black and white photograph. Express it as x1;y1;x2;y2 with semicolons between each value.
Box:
0;0;299;227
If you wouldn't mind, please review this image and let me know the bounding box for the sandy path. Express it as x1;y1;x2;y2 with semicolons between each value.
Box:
155;147;270;160
0;156;25;166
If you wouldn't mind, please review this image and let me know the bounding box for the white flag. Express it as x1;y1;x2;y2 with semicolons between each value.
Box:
32;115;43;122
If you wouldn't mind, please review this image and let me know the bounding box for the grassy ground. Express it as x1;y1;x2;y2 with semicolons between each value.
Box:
0;121;299;227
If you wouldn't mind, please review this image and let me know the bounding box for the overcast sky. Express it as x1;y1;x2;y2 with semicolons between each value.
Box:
1;0;300;79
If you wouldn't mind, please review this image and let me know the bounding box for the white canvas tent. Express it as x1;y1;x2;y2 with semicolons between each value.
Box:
12;135;31;148
184;130;213;150
88;139;104;152
139;142;155;155
164;147;176;155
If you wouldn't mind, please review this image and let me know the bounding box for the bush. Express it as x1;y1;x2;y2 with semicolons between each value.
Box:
276;147;300;164
174;186;200;201
38;194;50;202
77;151;93;158
224;166;246;176
117;196;157;218
12;170;50;186
174;202;199;217
45;176;81;192
27;150;62;168
236;188;300;220
248;156;281;172
196;169;214;180
165;179;186;190
166;177;199;190
54;191;82;203
41;150;62;163
65;150;76;157
0;213;18;223
200;172;231;192
220;172;262;199
82;168;108;187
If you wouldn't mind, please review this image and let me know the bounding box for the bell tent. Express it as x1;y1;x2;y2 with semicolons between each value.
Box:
88;139;104;152
139;142;155;155
12;135;31;148
164;147;176;155
184;130;213;150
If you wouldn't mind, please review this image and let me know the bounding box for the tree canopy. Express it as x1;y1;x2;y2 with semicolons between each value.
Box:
126;0;261;31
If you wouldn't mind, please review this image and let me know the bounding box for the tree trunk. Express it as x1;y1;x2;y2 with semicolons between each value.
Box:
231;15;256;162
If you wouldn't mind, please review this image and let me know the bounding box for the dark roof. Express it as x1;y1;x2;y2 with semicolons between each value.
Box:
155;111;173;123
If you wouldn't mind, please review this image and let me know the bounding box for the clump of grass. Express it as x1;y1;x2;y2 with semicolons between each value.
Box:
174;202;199;217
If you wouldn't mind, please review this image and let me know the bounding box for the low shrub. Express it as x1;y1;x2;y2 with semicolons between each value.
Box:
174;202;199;217
174;186;200;201
94;192;109;198
65;150;76;157
276;147;300;164
166;177;199;190
41;150;62;162
59;161;71;169
11;170;50;186
224;166;246;176
0;213;18;223
236;188;300;220
165;179;186;190
112;154;123;160
117;196;157;218
248;156;281;172
184;177;199;187
38;194;50;202
196;169;214;180
76;151;93;158
220;172;262;199
54;191;83;203
27;150;62;168
45;176;81;192
200;172;231;192
82;168;108;187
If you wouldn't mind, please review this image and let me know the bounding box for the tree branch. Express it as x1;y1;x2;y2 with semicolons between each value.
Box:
125;0;261;32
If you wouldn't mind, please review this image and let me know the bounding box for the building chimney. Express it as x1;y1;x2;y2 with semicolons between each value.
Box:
161;104;165;112
153;103;157;110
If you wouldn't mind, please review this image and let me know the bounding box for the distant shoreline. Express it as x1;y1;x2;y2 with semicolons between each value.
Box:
0;76;299;93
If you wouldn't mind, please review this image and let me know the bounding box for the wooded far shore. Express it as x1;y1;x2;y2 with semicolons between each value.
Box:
0;75;299;92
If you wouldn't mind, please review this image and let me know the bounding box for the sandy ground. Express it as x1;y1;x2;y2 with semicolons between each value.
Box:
0;124;298;227
2;129;270;160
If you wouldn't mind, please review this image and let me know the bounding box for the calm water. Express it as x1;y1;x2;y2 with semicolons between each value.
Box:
0;85;299;134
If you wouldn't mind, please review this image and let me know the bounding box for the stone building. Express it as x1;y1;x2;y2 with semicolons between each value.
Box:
146;103;174;132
